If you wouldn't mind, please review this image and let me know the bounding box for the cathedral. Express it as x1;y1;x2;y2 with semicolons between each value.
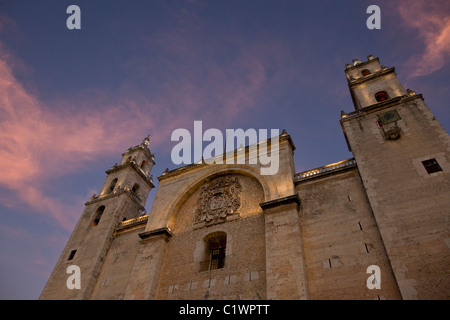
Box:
40;56;450;300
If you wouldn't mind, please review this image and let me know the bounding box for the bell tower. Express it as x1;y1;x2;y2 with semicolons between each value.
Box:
340;56;450;299
344;54;408;111
40;137;155;300
99;136;155;208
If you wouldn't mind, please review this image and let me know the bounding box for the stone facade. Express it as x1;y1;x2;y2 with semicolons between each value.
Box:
40;56;450;300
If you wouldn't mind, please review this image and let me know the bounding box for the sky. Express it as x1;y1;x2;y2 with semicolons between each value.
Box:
0;0;449;299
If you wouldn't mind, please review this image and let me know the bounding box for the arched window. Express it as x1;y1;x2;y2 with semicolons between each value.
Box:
199;232;227;271
92;205;105;226
108;178;118;193
132;183;140;194
375;91;390;102
141;160;147;169
361;69;371;76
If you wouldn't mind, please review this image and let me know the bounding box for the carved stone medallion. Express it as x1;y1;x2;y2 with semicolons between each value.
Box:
194;176;242;226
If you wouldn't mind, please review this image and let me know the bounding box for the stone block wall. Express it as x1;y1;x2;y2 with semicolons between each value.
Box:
296;168;402;299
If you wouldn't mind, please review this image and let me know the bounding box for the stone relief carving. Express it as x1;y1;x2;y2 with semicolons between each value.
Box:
194;176;242;226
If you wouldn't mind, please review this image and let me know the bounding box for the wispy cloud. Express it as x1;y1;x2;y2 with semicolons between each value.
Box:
397;0;450;78
0;55;150;230
0;4;290;231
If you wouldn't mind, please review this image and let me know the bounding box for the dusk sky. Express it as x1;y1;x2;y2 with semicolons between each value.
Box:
1;0;449;299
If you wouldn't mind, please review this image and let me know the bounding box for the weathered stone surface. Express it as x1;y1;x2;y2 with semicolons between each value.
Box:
40;57;450;300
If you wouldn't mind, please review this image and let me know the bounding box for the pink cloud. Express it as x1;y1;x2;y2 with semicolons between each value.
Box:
0;29;285;231
0;53;158;230
0;2;293;233
397;0;450;77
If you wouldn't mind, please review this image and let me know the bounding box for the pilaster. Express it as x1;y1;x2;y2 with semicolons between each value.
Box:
261;195;309;300
123;228;172;299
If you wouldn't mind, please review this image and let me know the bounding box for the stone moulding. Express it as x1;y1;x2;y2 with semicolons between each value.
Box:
259;194;301;211
340;94;423;122
85;188;146;211
115;214;149;231
139;227;173;240
105;162;155;189
294;158;357;182
157;131;296;182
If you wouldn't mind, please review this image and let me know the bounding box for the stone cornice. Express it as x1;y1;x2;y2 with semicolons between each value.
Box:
106;162;155;189
345;57;380;72
158;131;295;182
260;194;301;211
348;67;396;87
115;214;149;233
84;188;146;211
294;158;357;183
158;162;207;182
122;144;155;163
340;94;424;124
139;227;173;240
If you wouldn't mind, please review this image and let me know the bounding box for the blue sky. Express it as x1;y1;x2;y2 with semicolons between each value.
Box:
0;0;449;299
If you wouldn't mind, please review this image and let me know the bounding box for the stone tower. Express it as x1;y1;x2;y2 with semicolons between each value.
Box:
340;56;450;299
39;137;155;300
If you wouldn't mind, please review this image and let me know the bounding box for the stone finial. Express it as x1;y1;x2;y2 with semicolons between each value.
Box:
352;59;362;66
407;88;416;96
142;135;150;148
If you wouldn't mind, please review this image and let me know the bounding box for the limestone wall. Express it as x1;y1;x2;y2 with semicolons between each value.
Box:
90;225;146;300
155;174;267;300
341;96;450;299
296;168;402;299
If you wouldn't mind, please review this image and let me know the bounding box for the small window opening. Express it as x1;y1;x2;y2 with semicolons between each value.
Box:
68;249;77;261
199;232;227;272
210;247;226;270
364;243;370;253
132;183;140;194
361;69;371;76
141;160;146;169
92;205;105;226
108;178;118;193
422;158;443;174
375;91;390;102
